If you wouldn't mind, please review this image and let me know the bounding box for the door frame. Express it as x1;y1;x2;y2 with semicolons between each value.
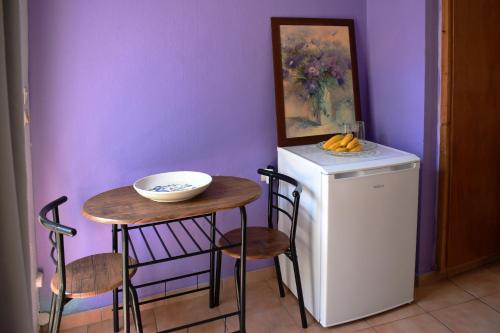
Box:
435;0;452;275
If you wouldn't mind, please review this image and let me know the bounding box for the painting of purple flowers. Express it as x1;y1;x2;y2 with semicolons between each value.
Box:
271;18;361;146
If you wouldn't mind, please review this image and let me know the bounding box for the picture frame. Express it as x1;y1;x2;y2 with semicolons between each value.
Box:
271;17;362;147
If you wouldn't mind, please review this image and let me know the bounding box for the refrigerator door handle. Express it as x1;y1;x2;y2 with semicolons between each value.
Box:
334;162;418;180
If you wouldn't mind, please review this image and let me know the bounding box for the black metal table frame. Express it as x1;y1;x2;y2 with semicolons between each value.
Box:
112;207;247;333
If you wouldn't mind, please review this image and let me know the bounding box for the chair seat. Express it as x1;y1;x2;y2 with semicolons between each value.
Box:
50;253;137;299
217;226;290;259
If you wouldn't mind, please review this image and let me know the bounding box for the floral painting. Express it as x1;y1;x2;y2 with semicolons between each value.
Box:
271;18;361;146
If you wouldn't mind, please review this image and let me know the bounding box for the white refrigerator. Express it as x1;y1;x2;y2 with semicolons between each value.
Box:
277;142;420;327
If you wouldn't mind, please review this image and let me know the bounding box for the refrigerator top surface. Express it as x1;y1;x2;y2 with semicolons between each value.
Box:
278;142;420;174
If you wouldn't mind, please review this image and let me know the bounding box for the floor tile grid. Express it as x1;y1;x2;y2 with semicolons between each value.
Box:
453;270;500;307
417;272;500;333
60;266;500;333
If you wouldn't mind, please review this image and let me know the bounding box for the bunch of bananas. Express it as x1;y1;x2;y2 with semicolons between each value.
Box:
322;134;363;152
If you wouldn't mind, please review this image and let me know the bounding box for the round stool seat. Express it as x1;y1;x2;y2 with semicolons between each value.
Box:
50;253;137;299
218;226;290;260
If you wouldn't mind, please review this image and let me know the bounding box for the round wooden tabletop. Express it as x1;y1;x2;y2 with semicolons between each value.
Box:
82;176;261;225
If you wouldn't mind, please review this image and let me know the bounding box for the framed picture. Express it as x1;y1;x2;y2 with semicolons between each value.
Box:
271;17;362;146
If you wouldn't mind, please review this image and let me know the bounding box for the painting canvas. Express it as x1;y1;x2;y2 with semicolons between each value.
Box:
271;18;361;146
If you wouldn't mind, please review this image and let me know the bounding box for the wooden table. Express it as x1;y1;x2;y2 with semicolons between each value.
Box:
82;176;261;333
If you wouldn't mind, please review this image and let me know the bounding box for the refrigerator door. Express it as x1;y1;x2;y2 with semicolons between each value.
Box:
320;163;419;326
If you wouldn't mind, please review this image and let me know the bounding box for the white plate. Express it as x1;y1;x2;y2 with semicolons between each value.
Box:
133;171;212;202
317;140;377;156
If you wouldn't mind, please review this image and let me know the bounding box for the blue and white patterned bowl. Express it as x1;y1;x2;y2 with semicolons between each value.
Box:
133;171;212;202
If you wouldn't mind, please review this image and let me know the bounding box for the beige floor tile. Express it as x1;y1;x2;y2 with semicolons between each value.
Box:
100;298;164;322
451;268;500;297
88;309;156;333
282;302;317;328
365;304;424;326
415;280;475;311
218;280;282;315
186;319;229;333
87;319;115;333
328;320;372;333
60;309;101;330
292;323;325;332
153;295;219;332
481;292;500;312
372;313;451;333
221;267;274;290
431;299;500;333
61;326;88;333
226;306;301;333
265;278;299;306
283;302;371;332
101;307;123;321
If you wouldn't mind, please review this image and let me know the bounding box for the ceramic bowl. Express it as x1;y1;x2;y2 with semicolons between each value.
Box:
133;171;212;202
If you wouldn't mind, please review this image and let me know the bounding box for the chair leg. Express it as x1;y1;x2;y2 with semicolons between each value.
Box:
291;250;308;328
273;256;285;298
112;288;119;332
214;250;222;306
129;286;143;333
234;259;241;310
51;293;65;333
48;293;57;333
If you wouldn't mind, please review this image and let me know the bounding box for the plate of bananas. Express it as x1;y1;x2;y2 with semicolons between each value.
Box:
318;134;377;156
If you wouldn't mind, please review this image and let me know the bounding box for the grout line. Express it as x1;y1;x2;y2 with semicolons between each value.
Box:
364;303;425;327
152;308;158;333
427;310;456;332
447;277;479;299
478;296;500;315
414;279;479;313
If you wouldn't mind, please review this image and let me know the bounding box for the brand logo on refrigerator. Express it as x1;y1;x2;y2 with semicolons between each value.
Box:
373;184;385;189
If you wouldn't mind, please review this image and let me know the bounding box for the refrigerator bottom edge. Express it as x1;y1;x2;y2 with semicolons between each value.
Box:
319;298;415;327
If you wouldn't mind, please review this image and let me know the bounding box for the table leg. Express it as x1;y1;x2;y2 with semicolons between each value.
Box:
112;225;119;333
214;248;222;306
122;225;130;333
239;206;247;333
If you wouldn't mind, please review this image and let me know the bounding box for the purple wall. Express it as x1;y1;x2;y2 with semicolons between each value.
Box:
29;0;368;313
366;0;439;274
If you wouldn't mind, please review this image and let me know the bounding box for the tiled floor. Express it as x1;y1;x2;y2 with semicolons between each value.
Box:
59;262;500;333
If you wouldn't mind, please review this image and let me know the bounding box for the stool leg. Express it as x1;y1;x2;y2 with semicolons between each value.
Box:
129;286;143;333
291;250;307;328
48;292;56;333
52;293;65;333
234;258;241;310
273;256;285;297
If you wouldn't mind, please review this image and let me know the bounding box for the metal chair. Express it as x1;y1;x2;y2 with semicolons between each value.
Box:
215;167;308;328
39;196;142;333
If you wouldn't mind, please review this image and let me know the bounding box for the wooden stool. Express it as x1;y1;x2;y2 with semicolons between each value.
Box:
39;196;142;333
215;167;308;328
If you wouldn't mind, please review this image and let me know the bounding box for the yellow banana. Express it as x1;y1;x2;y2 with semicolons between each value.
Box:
323;134;344;149
328;141;343;150
346;138;359;150
348;144;363;152
335;147;349;152
339;133;353;147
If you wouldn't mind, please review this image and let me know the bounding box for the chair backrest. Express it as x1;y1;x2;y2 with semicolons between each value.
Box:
38;196;76;295
258;166;302;248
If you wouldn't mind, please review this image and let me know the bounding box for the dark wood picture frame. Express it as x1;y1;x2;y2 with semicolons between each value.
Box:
271;17;362;147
